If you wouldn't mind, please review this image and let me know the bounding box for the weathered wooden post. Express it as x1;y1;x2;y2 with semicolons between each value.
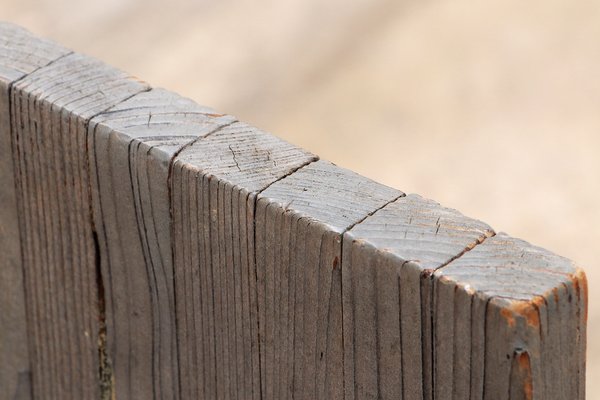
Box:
0;23;587;400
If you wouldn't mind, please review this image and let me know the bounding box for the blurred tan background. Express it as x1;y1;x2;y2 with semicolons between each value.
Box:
3;0;599;396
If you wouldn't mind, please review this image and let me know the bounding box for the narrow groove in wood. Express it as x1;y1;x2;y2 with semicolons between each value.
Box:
7;51;74;90
256;157;320;194
84;86;154;400
166;118;239;400
94;229;113;400
426;231;496;400
170;120;239;163
248;156;319;400
336;191;405;399
434;232;496;273
344;192;407;233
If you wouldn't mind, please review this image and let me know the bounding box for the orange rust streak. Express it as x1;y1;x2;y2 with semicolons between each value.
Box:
552;287;560;304
508;299;542;329
517;351;533;400
572;267;589;322
501;308;516;328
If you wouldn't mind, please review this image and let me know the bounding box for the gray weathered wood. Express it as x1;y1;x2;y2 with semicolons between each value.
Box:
343;194;493;400
0;22;70;400
0;24;588;400
435;233;587;400
88;88;235;400
257;160;403;400
171;121;317;399
10;50;149;399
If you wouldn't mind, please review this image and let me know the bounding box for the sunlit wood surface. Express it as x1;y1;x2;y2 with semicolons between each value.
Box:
4;0;600;396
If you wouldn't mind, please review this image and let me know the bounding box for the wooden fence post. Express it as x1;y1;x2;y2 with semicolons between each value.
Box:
0;22;587;400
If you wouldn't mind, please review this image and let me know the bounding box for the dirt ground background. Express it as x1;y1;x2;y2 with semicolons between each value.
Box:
3;0;599;396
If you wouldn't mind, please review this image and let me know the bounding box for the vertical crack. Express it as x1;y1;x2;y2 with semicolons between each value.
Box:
93;230;114;400
84;85;152;400
252;156;319;399
251;195;264;400
428;230;495;400
339;192;405;398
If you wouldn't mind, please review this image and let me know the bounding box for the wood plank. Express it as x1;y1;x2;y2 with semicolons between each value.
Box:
343;194;494;400
0;22;70;400
87;88;235;400
0;24;588;400
257;160;403;400
171;121;317;399
435;233;587;400
10;51;149;399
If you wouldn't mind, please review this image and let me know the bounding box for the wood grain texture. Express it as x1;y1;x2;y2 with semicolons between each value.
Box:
171;121;317;400
0;22;70;400
257;160;403;400
10;50;149;399
0;24;588;400
88;88;235;400
343;194;494;400
434;233;587;400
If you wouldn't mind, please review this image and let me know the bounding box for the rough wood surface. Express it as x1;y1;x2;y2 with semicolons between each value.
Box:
0;23;588;400
342;194;494;400
0;22;70;400
256;160;403;400
171;121;317;399
88;88;235;400
9;47;148;399
435;233;587;400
